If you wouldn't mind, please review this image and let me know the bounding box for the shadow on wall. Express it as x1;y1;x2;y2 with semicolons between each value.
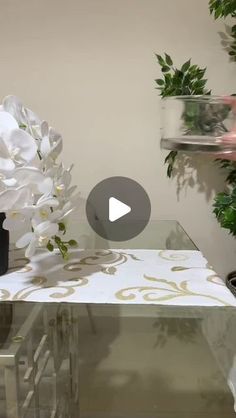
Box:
170;153;226;202
219;25;236;64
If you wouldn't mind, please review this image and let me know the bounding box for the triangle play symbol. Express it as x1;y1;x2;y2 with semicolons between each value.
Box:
109;197;131;222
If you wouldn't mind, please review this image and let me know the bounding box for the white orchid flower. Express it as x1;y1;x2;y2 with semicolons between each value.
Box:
3;192;59;232
40;121;63;163
0;95;77;260
0;129;38;172
12;167;53;195
2;95;41;129
3;208;32;231
0;111;18;135
48;201;75;224
0;186;33;212
2;96;25;125
16;220;59;258
0;111;37;172
48;164;77;202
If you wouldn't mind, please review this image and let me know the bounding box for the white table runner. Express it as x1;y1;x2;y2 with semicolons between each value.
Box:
1;248;236;306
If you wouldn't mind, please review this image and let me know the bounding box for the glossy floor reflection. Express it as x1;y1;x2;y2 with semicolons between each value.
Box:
78;313;235;418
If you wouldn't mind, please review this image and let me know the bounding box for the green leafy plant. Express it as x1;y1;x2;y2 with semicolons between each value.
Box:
210;0;236;60
213;186;236;235
155;54;210;97
155;53;210;177
209;1;236;237
209;0;236;18
215;158;236;184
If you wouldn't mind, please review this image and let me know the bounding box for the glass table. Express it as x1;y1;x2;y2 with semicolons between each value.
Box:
0;221;235;418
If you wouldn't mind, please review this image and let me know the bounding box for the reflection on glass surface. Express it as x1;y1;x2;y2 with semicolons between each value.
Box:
78;304;236;418
68;220;198;251
0;303;235;417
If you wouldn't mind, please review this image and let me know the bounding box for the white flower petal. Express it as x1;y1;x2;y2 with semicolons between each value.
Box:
49;210;62;221
13;168;46;193
16;232;33;248
0;111;18;136
2;96;24;124
36;195;59;208
38;177;53;194
2;178;17;187
48;128;63;159
62;170;71;188
0;157;15;172
24;107;41;126
3;212;25;231
4;129;37;163
25;238;37;258
41;120;49;137
0;186;32;211
35;221;58;237
0;137;15;171
40;136;51;157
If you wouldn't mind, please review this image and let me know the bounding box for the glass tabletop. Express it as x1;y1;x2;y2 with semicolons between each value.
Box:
68;219;198;250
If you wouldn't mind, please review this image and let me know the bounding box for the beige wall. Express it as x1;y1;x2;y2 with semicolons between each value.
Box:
1;0;236;277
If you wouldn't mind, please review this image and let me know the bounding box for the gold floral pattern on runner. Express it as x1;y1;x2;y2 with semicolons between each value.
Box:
207;274;225;286
8;257;32;273
1;250;141;301
158;250;189;261
171;262;212;272
116;275;231;306
11;276;89;301
64;250;141;275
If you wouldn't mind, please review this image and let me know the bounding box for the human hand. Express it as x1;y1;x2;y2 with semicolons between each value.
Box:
215;96;236;160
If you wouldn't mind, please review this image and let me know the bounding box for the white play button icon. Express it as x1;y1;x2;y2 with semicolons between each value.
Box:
109;197;131;222
86;176;151;241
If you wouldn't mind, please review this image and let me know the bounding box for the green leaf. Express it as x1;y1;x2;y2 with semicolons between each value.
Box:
54;235;61;245
194;79;208;88
58;222;66;232
209;0;236;19
164;151;177;164
161;66;170;73
155;54;166;67
215;5;223;18
197;68;206;79
165;53;173;66
175;70;184;79
167;164;173;178
61;243;68;252
47;241;54;252
68;240;78;247
165;151;177;178
181;59;191;73
155;79;165;86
